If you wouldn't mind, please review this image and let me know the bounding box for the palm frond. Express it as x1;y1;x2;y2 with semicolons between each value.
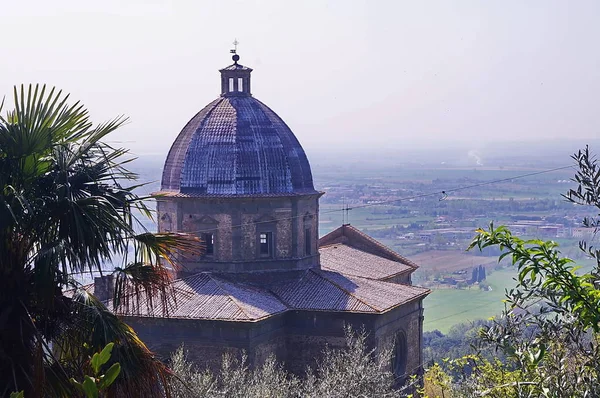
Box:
0;85;191;396
132;232;202;267
57;289;172;397
112;262;175;315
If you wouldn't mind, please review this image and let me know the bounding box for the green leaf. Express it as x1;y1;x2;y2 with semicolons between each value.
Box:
82;376;99;398
91;342;114;374
70;377;84;393
98;363;121;390
9;392;24;398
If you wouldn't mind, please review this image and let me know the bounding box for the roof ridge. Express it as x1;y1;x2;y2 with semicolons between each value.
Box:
330;271;432;311
345;225;418;268
265;269;311;310
319;242;349;249
319;241;414;281
311;269;381;312
208;274;253;319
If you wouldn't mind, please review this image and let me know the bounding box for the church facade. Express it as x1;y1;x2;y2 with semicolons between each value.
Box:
106;53;430;380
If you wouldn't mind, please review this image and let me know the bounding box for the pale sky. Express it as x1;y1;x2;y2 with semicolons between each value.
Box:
2;0;599;155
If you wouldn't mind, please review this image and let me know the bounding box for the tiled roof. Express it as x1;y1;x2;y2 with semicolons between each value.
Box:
314;270;429;311
112;273;286;321
270;269;428;313
319;224;418;269
270;269;375;312
161;96;316;196
112;269;429;321
320;244;413;281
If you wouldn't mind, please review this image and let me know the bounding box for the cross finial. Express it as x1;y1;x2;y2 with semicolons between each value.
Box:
230;39;240;64
230;39;239;54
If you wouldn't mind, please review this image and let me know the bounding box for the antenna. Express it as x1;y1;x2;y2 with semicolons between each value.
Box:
341;198;351;225
344;204;351;225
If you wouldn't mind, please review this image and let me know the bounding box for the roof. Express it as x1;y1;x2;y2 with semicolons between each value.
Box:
270;269;428;313
161;94;316;196
219;63;253;72
320;243;413;280
319;224;418;269
111;273;287;321
156;191;322;199
112;269;429;322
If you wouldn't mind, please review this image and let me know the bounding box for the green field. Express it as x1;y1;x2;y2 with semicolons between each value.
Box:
423;268;518;333
319;204;434;236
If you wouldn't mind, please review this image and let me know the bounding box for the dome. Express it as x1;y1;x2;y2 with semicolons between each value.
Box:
161;58;316;196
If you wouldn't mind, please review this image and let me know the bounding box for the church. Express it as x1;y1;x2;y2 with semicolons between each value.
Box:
102;51;430;380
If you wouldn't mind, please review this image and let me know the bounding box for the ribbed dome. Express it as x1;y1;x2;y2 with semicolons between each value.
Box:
161;95;316;196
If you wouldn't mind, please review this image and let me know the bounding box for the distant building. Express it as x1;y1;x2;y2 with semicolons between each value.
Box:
97;52;430;381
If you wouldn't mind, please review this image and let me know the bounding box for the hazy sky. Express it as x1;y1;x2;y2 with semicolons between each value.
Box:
3;1;599;155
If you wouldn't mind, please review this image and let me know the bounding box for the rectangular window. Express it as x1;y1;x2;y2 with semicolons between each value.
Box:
305;228;312;255
228;78;234;92
238;77;243;92
202;233;214;255
260;232;273;257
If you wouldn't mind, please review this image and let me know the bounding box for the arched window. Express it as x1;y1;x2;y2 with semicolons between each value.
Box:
392;332;408;380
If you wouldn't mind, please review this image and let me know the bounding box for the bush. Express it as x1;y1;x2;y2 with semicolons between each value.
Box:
170;328;413;398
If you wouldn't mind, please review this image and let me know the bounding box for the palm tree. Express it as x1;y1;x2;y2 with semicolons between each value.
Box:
0;85;199;397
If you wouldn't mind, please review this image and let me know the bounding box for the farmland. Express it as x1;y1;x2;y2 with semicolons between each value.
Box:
423;268;518;332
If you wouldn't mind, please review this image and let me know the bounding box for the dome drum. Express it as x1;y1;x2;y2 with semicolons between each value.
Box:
156;193;321;274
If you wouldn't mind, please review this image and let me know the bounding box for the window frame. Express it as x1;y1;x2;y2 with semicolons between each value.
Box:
259;231;274;258
202;232;215;256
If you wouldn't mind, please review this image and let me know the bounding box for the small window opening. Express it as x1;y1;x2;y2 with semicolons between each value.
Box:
228;78;234;92
202;233;214;255
238;77;243;92
305;228;312;255
260;232;273;257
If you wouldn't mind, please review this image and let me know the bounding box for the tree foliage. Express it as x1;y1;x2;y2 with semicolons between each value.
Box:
415;147;600;397
170;328;413;398
70;343;121;398
0;85;198;397
449;146;600;397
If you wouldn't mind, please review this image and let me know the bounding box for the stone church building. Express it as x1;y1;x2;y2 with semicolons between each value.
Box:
105;53;430;380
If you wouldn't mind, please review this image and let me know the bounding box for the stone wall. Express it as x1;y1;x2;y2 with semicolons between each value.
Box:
156;193;321;274
283;303;423;376
283;310;375;374
374;300;424;379
122;299;423;377
384;272;412;284
122;314;287;372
